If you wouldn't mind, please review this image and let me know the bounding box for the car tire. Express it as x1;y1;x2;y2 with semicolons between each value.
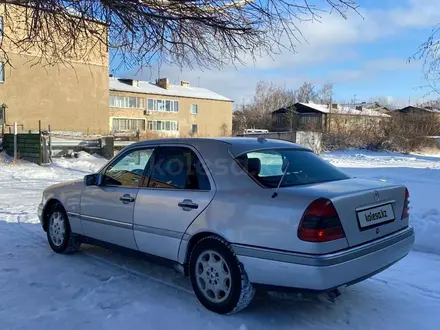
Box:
46;203;81;254
189;235;255;314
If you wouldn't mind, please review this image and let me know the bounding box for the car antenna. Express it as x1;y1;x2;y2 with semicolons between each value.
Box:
272;160;290;198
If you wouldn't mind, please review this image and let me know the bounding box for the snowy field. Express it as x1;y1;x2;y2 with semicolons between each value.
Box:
1;150;440;329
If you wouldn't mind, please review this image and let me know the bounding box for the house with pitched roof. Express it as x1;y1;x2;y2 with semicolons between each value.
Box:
0;4;232;137
272;102;390;132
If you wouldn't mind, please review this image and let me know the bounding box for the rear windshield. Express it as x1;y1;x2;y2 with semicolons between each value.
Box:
235;149;349;188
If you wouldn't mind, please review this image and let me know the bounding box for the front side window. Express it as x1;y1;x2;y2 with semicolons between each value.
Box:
146;147;210;190
236;149;349;188
102;148;154;187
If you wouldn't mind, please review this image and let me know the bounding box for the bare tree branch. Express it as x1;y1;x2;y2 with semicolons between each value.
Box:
0;0;359;69
412;24;440;96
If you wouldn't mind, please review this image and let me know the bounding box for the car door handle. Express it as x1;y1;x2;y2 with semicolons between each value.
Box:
178;199;199;211
120;194;135;204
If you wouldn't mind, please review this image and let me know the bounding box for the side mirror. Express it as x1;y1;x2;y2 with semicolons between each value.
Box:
84;173;103;186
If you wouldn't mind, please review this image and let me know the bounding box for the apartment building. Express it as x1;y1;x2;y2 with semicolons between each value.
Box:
109;77;233;137
0;4;232;137
0;4;109;134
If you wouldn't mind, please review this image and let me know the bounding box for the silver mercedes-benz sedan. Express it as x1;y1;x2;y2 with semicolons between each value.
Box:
38;137;415;314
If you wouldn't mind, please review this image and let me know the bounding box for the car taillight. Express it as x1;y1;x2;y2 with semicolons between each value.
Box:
298;198;345;243
402;188;410;219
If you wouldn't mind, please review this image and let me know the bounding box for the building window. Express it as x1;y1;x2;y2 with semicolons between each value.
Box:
148;99;154;110
0;16;3;38
147;120;179;131
192;124;198;134
112;118;146;131
147;98;179;112
191;104;198;115
0;63;4;83
110;95;144;109
300;115;317;125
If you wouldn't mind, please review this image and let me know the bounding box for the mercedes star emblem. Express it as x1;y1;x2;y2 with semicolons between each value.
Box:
374;190;380;202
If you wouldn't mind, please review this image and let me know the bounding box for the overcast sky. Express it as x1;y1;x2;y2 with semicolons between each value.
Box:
112;0;440;107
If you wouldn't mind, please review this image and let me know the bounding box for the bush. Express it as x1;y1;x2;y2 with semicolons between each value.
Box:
323;113;440;153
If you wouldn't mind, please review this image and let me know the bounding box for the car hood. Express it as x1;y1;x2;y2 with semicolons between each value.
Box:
44;179;84;195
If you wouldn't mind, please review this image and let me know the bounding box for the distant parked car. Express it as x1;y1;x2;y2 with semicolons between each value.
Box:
38;138;414;314
243;128;269;134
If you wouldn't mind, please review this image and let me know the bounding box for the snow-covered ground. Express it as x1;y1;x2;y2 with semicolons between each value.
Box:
1;150;440;329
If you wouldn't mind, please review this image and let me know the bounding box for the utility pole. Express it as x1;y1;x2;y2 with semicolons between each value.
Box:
1;103;7;137
13;122;17;163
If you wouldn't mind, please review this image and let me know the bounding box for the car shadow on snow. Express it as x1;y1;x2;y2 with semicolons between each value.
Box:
0;220;413;329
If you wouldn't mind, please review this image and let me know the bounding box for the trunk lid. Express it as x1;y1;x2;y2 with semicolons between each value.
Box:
287;178;408;247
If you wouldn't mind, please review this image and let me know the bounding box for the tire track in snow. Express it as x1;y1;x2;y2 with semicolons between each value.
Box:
10;219;440;304
371;277;440;301
6;221;194;295
81;251;194;295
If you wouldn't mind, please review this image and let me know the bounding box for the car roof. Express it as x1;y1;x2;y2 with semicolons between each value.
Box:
132;137;309;157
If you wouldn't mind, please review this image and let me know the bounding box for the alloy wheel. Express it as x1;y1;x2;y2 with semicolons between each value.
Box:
49;211;66;247
195;250;232;303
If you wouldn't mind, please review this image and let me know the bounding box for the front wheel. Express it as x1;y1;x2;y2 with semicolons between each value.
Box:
189;236;255;314
46;204;81;254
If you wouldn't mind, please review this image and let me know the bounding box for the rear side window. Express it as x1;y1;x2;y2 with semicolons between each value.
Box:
146;147;211;190
236;149;349;188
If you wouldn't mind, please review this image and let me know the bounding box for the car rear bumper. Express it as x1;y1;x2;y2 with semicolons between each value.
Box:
234;226;415;291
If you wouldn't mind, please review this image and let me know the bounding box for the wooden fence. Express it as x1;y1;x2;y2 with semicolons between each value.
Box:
237;131;322;154
237;131;296;141
2;133;43;164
